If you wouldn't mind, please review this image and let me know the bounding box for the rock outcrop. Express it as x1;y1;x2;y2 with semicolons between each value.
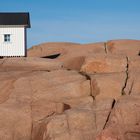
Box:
0;39;140;140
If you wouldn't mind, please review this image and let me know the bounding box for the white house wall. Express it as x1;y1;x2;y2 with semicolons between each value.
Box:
0;26;25;56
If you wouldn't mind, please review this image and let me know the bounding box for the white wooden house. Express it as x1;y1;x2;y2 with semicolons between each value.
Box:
0;13;30;57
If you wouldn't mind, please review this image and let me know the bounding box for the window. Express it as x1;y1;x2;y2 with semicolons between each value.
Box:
4;34;11;42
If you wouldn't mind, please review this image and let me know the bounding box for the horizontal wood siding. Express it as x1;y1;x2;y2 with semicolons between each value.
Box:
0;26;25;56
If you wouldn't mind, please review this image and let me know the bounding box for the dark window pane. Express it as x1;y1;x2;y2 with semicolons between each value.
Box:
4;34;10;42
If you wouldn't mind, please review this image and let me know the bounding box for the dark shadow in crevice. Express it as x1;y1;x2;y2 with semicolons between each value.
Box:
112;99;116;109
64;104;71;110
0;57;3;59
41;53;61;59
79;71;91;80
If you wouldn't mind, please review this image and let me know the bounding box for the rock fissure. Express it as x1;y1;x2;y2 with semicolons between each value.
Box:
94;111;97;130
103;99;116;129
128;80;134;95
79;71;95;100
104;42;108;54
65;113;71;135
38;112;56;122
121;56;129;95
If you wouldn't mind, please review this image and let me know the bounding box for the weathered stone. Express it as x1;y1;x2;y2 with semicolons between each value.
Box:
28;42;105;58
128;56;140;73
0;57;63;71
106;39;140;57
63;96;93;108
0;69;91;140
28;42;106;71
90;73;126;100
97;95;140;140
0;93;32;140
81;54;127;74
38;99;114;140
124;71;140;95
0;39;140;140
63;56;85;71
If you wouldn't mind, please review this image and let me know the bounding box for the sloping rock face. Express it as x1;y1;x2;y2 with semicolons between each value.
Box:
106;39;140;57
0;39;140;140
80;54;127;74
0;57;63;71
96;95;140;140
41;99;114;140
28;42;105;71
0;70;91;140
28;42;105;59
90;73;126;100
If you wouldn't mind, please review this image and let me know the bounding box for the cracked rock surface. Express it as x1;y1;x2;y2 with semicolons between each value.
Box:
0;39;140;140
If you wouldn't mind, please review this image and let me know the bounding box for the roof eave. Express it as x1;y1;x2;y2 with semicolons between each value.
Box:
0;24;31;28
25;24;31;28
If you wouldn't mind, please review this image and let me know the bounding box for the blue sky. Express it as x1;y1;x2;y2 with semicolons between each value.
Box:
1;0;140;48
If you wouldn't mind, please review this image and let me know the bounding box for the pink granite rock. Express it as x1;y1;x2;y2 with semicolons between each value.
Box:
81;54;127;74
97;95;140;140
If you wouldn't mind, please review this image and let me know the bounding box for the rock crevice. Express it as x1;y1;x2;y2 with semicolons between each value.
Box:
103;99;116;129
121;56;129;95
104;42;108;54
